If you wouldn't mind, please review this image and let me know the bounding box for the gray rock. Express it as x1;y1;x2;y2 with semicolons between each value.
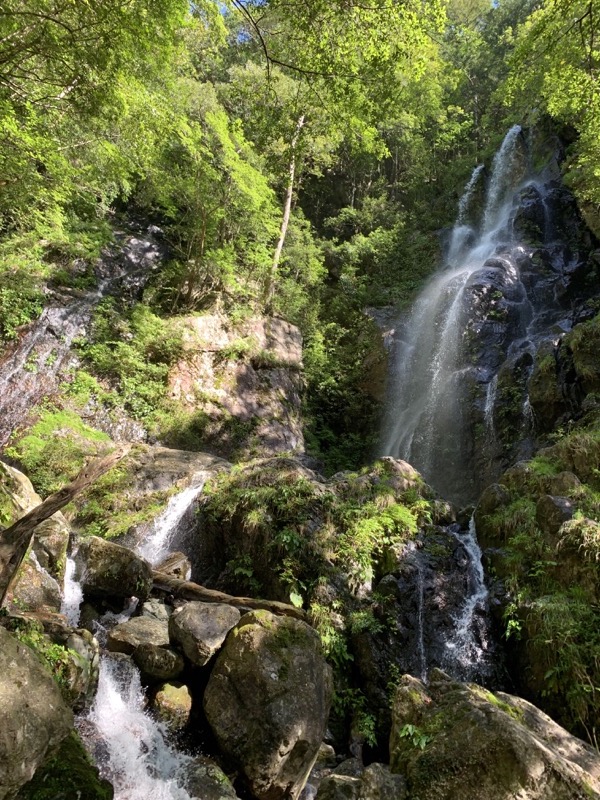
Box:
75;536;153;601
184;756;240;800
133;643;184;682
0;627;73;800
316;775;361;800
169;601;241;666
358;764;407;800
204;610;333;800
140;598;172;622
389;669;600;799
9;553;62;612
107;617;169;655
535;494;574;536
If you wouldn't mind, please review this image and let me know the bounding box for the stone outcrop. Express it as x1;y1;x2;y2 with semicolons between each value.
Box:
204;610;333;800
75;536;153;601
107;616;169;655
168;601;241;667
0;627;73;800
132;642;184;682
167;314;304;459
389;669;600;800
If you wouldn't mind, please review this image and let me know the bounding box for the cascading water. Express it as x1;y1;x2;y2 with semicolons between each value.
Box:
137;473;208;566
65;479;208;800
443;519;493;681
381;124;594;683
0;228;164;446
381;124;577;505
83;658;193;800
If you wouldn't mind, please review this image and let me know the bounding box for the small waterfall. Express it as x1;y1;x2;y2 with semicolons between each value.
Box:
482;124;525;232
443;519;492;680
83;657;193;800
457;164;485;225
137;474;208;565
484;374;498;435
65;476;208;799
61;555;84;626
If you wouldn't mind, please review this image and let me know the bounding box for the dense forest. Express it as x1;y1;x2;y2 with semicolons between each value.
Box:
1;0;598;469
2;2;600;799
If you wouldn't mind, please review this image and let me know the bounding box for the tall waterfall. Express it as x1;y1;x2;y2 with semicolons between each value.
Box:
381;125;573;504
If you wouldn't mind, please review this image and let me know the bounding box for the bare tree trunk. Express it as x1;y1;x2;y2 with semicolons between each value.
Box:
152;570;307;621
264;113;305;309
0;445;131;606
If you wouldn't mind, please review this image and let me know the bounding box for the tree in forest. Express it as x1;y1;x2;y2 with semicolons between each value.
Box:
504;0;600;218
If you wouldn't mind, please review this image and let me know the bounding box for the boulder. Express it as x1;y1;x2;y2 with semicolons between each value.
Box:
473;483;511;546
535;495;574;536
107;616;169;655
204;610;333;800
75;537;153;601
140;598;172;623
184;756;240;800
153;682;192;732
168;601;241;667
155;551;192;580
132;643;184;682
9;553;62;612
389;669;600;800
15;731;113;800
0;627;73;800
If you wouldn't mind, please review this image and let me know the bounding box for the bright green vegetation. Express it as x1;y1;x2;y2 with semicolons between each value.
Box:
4;408;111;496
3;0;595;469
5;617;75;698
479;417;600;744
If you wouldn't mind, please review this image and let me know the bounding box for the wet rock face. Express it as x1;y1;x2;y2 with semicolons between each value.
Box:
204;610;333;800
389;669;600;800
0;627;74;800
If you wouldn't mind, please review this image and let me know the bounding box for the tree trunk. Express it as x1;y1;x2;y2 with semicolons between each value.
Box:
152;569;308;621
0;445;131;606
264;113;305;309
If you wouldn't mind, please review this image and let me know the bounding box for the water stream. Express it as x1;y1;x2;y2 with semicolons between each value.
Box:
64;480;205;800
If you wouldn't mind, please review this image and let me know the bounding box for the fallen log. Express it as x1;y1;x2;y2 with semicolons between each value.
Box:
0;445;131;606
151;570;308;622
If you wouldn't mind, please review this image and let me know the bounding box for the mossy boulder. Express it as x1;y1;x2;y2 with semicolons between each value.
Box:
0;627;73;800
389;669;600;800
204;610;333;800
75;536;153;601
132;643;184;682
15;731;113;800
153;682;192;733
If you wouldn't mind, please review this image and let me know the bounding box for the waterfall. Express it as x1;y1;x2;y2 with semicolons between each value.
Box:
381;124;566;505
137;473;208;565
82;657;193;800
67;480;207;799
443;519;493;681
61;555;84;627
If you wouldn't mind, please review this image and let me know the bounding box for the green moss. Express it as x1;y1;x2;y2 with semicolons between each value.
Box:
16;732;113;800
5;408;110;496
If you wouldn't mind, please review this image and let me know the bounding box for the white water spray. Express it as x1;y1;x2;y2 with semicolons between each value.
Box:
137;474;208;565
84;657;193;800
444;518;491;679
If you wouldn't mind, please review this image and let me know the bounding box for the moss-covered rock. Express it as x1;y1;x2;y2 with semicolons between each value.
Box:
204;610;333;800
15;732;113;800
389;670;600;800
75;536;153;601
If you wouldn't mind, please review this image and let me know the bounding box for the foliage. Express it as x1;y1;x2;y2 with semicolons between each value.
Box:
79;300;183;421
5;407;110;496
